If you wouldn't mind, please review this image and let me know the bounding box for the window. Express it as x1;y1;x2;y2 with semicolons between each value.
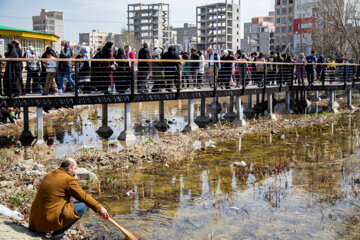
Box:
282;18;286;24
281;36;286;42
282;27;286;33
276;27;280;33
289;0;293;3
276;9;280;14
277;18;280;23
288;7;293;13
282;0;287;4
289;26;293;32
282;8;287;14
289;16;293;22
277;0;281;5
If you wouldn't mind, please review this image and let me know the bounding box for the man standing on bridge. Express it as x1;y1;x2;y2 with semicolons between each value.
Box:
306;50;317;86
29;158;109;240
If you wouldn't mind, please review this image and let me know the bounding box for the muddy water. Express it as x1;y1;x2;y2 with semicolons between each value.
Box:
80;115;360;239
21;98;233;158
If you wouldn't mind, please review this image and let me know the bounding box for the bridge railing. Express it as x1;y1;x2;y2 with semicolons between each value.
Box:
0;58;359;100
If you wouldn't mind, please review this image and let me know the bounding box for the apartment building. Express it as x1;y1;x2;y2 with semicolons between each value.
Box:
173;23;199;52
241;11;275;54
32;9;64;51
127;3;170;48
274;0;295;54
79;29;108;52
196;0;241;53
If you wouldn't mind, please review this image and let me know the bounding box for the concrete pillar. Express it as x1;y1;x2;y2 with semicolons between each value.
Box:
183;99;199;132
118;103;136;142
347;90;355;110
224;96;237;122
36;107;44;144
286;91;291;113
210;97;222;124
232;96;246;126
248;94;252;108
97;104;114;139
20;106;34;144
315;91;321;101
329;90;339;113
266;93;277;120
195;97;209;128
155;100;169;132
304;91;308;100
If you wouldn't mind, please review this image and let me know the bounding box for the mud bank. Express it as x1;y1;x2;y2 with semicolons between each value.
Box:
0;104;356;239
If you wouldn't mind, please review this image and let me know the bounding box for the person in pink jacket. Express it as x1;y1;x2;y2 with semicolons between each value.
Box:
296;53;307;86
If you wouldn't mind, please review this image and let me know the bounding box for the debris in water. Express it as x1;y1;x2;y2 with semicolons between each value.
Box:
233;161;247;167
280;133;285;140
126;189;135;197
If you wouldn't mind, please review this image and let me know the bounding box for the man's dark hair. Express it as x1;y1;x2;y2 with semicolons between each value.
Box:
60;159;75;168
270;51;275;55
311;50;315;54
191;48;196;52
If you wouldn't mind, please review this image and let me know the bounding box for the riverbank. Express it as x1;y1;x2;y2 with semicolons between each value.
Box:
0;100;356;239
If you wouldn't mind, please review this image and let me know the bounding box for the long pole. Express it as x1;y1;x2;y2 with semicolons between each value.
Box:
106;216;138;240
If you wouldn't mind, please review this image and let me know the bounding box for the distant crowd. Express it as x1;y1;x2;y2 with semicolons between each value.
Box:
0;40;359;99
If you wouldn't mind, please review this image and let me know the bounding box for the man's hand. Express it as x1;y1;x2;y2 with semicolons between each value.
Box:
98;207;109;219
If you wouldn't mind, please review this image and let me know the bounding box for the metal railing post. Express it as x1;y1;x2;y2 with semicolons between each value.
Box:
343;65;347;90
213;61;217;98
280;64;284;92
177;62;181;98
8;62;12;99
130;60;135;101
290;64;294;91
74;62;79;101
242;63;246;95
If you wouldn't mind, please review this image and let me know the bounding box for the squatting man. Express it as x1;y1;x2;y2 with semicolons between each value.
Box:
29;157;109;240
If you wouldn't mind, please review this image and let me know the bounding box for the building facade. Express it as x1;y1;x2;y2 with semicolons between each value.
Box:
241;12;275;54
127;3;170;48
173;23;199;52
196;0;241;52
274;0;294;54
32;9;64;52
79;30;108;53
0;25;59;58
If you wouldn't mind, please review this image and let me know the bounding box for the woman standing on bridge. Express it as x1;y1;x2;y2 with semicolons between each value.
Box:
58;41;76;94
115;48;131;94
100;42;116;94
296;53;307;86
4;43;23;97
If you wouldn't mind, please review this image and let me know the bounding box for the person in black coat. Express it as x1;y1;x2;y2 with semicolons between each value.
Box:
162;46;180;92
137;43;151;93
115;48;131;93
4;43;22;96
190;48;199;88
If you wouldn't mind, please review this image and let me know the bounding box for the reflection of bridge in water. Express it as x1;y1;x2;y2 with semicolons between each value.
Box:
2;58;359;145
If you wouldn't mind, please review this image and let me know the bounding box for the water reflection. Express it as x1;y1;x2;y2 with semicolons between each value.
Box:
83;115;360;239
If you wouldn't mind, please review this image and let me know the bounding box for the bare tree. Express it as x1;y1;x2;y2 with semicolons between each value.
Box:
313;0;360;61
115;28;142;55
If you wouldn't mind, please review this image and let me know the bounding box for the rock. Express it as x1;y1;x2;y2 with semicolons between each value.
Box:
11;160;46;180
76;168;98;181
274;102;287;114
27;184;34;189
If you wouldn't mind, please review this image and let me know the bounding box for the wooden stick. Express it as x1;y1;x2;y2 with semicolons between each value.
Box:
106;216;138;240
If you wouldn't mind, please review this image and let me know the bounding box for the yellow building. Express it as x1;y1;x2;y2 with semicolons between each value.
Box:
0;25;59;57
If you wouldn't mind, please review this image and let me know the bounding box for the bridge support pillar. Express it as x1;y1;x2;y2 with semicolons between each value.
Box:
286;91;291;113
248;94;252;108
266;93;277;120
36;107;44;144
118;103;136;142
224;96;236;122
183;99;199;132
20;106;34;145
232;96;246;126
315;91;321;101
329;91;339;113
97;104;114;139
256;94;260;105
195;97;209;128
155;100;169;132
347;90;355;110
210;97;222;124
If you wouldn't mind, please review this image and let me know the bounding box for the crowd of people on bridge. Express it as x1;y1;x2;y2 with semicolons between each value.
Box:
0;40;359;98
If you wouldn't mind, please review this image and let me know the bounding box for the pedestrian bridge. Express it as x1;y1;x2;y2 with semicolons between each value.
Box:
1;58;359;144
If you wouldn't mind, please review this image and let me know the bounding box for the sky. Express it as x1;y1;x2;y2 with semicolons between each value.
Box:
0;0;274;42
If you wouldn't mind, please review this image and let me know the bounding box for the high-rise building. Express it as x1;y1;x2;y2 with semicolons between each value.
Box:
173;23;199;52
274;0;295;54
196;0;241;52
241;12;275;54
127;3;170;48
79;30;108;53
32;9;64;52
